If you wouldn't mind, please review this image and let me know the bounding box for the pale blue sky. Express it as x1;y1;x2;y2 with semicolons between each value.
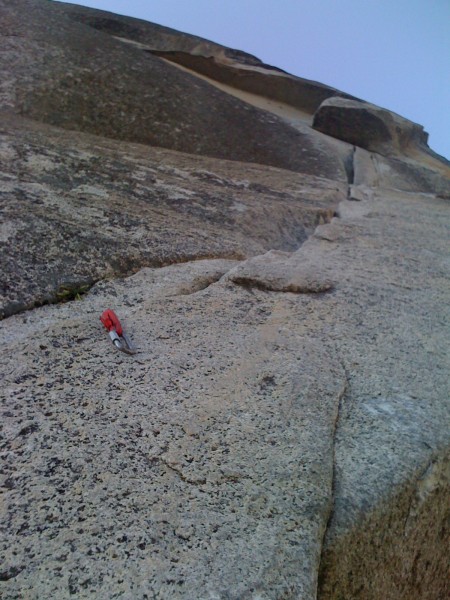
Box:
53;0;449;159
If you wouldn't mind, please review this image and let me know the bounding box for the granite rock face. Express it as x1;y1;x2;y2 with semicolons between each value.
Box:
312;97;429;156
1;1;449;599
1;0;348;180
0;113;344;318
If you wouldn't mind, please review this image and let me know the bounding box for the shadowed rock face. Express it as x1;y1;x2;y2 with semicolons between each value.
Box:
2;0;347;180
0;113;343;318
1;1;449;599
313;97;430;155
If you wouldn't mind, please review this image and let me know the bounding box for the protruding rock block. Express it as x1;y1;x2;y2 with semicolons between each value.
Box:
312;96;429;156
227;249;335;293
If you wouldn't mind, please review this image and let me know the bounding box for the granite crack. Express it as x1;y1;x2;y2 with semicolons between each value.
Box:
316;364;349;599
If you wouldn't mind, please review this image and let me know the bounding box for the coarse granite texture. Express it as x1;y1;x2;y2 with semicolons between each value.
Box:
1;1;449;598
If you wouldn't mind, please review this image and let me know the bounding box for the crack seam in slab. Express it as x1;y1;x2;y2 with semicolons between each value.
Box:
315;361;350;599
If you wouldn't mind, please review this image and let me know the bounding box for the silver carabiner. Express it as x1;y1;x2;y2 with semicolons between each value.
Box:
108;330;137;355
